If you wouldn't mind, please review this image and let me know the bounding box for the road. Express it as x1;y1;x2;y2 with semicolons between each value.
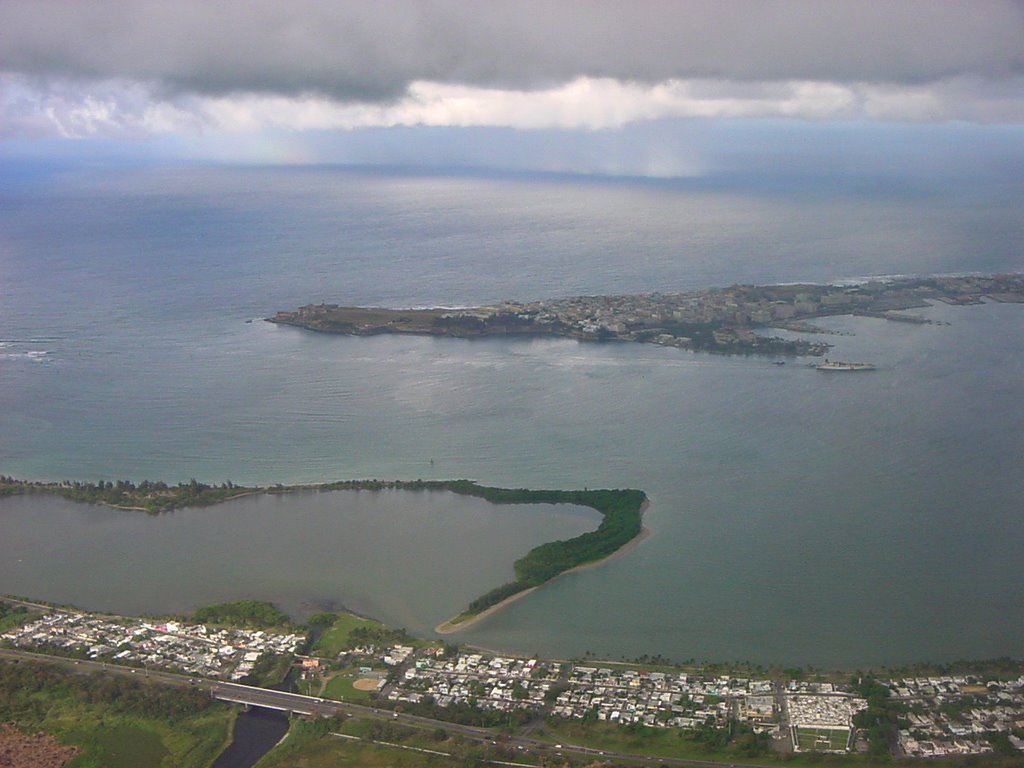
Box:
0;648;782;767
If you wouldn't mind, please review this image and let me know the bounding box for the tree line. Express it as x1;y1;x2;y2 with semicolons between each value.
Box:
457;486;647;616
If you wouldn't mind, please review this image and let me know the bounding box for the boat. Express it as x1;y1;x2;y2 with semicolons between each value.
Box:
815;359;877;371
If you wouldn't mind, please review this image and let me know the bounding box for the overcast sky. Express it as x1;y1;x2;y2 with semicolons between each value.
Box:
2;0;1023;172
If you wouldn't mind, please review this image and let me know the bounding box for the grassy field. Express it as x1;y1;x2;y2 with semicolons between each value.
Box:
313;613;387;656
796;727;850;752
56;709;232;768
536;720;767;763
323;673;375;701
257;733;463;768
64;723;168;768
258;712;572;768
256;718;486;768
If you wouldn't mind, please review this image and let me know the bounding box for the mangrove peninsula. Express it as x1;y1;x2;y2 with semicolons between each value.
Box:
0;476;647;629
268;273;1024;357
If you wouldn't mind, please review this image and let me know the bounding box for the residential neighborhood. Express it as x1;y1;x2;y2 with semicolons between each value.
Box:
4;604;1024;759
377;646;1024;758
2;609;302;680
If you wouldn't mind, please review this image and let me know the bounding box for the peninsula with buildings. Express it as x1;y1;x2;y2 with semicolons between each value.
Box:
268;273;1024;358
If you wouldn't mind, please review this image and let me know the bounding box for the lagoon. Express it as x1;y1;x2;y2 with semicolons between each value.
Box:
0;489;597;635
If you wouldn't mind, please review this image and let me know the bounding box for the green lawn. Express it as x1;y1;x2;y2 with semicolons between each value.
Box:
66;723;168;768
313;613;386;656
796;727;850;752
536;720;765;763
57;710;233;768
323;673;374;701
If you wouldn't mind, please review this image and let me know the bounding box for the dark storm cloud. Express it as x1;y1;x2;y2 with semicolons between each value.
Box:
1;0;1022;100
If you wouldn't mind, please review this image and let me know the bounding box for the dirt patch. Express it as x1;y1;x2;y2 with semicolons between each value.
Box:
353;678;380;691
0;723;79;768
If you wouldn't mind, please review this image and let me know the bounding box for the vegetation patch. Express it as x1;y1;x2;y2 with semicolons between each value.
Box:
0;601;31;633
537;719;773;762
243;651;295;688
65;723;168;768
257;717;456;768
0;658;232;768
437;483;647;621
0;476;251;513
313;612;398;656
192;600;292;629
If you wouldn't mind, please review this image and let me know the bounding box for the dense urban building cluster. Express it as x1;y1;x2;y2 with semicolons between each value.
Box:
389;652;555;712
889;676;1024;758
2;609;302;680
560;667;777;730
383;648;818;733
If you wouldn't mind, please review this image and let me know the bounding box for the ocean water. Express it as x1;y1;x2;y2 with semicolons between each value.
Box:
1;164;1023;667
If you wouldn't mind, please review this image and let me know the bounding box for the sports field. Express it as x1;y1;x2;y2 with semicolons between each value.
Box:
795;727;849;752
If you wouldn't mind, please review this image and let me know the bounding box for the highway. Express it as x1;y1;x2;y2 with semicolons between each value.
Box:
0;648;781;767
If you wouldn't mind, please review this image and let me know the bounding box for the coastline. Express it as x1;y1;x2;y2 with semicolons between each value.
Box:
435;513;651;635
97;490;260;513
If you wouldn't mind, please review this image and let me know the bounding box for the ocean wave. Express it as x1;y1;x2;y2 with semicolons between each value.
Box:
1;349;53;361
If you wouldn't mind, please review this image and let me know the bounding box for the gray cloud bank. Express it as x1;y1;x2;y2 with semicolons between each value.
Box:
2;0;1023;100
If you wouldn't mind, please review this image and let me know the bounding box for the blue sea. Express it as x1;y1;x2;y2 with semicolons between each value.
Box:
1;163;1023;667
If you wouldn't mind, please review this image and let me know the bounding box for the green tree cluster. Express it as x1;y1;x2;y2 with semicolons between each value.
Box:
457;486;646;615
347;624;414;647
0;660;213;726
851;677;903;757
192;600;291;628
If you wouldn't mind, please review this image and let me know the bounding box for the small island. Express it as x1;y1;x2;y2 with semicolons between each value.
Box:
0;477;647;629
268;273;1024;357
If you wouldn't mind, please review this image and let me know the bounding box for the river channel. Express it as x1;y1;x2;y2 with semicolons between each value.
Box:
211;709;289;768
